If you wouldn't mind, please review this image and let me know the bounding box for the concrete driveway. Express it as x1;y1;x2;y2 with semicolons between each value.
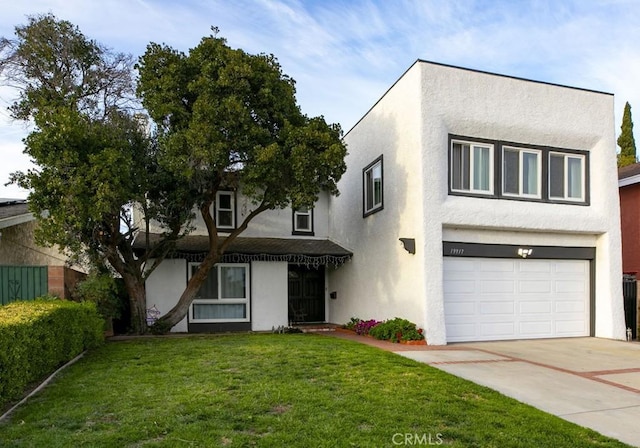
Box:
396;338;640;447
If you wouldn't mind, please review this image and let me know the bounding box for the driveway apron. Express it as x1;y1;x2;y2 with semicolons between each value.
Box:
395;337;640;447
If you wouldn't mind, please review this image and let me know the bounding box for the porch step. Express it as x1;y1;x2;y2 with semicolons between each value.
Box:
292;323;339;333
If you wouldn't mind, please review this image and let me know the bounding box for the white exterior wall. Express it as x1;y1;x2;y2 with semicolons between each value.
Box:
146;258;188;332
328;65;427;326
331;61;624;345
137;190;330;239
251;261;289;331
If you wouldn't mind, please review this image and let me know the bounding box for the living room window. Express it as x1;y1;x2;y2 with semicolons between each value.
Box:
363;155;383;216
215;191;235;230
502;147;541;198
189;263;250;322
549;152;585;202
450;140;494;195
293;207;314;235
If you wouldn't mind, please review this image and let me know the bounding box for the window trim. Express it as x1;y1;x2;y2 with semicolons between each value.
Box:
448;134;590;206
450;139;495;195
292;207;314;235
215;190;236;231
363;155;383;217
501;146;542;199
188;262;250;323
548;152;586;202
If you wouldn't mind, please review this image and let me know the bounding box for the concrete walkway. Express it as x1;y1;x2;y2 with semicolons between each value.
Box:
326;332;640;447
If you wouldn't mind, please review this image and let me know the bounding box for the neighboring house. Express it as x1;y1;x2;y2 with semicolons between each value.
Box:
140;60;625;344
328;60;624;345
618;163;640;274
0;198;84;301
136;191;352;333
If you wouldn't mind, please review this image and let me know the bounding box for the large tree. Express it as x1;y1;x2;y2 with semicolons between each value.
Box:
618;101;637;168
137;30;347;330
0;14;193;333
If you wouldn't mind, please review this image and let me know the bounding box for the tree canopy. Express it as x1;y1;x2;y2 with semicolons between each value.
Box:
136;30;348;330
0;14;193;332
618;101;637;168
1;16;348;333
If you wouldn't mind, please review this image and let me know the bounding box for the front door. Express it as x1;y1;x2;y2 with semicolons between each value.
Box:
288;265;325;323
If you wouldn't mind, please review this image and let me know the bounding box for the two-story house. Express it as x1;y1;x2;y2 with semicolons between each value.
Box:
328;60;625;345
142;60;625;344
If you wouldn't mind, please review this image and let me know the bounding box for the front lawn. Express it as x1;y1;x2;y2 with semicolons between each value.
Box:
0;334;630;447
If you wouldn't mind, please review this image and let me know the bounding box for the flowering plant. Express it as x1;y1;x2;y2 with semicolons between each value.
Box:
353;319;381;335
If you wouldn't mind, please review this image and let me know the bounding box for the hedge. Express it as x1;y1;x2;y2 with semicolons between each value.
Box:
0;298;104;409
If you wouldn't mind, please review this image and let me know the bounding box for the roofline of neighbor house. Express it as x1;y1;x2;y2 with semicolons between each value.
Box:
619;174;640;187
344;59;614;137
0;212;35;230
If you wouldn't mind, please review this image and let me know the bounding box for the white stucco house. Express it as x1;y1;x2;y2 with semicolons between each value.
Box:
140;60;625;344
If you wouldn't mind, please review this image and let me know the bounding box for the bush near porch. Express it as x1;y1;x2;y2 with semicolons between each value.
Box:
0;298;104;408
344;317;425;342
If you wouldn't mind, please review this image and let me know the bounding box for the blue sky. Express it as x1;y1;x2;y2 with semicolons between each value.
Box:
1;0;639;198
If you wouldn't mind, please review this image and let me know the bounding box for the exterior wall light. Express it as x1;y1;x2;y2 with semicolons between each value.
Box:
517;248;533;258
399;238;416;254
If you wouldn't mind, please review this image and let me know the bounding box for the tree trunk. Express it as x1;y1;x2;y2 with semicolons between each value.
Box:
154;251;219;330
122;272;147;334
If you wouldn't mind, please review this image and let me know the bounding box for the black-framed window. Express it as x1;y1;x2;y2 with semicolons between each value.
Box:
292;207;314;235
448;135;589;205
363;155;383;216
215;191;236;230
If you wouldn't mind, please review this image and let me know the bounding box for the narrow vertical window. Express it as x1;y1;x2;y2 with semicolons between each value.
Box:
293;207;314;234
216;191;235;229
363;156;383;216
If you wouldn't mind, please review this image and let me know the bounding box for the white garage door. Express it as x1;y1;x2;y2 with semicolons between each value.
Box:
443;258;590;343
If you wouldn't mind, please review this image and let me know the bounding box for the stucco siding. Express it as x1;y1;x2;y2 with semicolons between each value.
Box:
0;221;68;266
250;261;288;331
146;258;188;332
329;62;427;327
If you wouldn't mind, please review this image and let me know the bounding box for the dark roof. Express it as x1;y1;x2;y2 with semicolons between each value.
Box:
133;233;352;263
0;199;30;221
619;163;640;180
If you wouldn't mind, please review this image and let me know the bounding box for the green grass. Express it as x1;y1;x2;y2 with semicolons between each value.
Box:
0;334;631;447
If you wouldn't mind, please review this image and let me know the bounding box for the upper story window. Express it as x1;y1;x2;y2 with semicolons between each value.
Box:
450;140;493;195
502;147;541;198
549;153;585;202
215;191;236;230
448;134;589;205
293;207;314;235
363;155;383;217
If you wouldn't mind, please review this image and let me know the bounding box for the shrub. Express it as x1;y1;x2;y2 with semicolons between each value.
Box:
368;317;425;342
0;298;104;408
353;319;381;336
343;317;362;331
73;273;122;321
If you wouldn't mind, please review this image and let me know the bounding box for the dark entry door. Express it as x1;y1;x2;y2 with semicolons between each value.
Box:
288;265;325;323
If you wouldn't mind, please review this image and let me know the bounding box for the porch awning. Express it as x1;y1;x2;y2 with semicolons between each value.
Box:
133;233;353;267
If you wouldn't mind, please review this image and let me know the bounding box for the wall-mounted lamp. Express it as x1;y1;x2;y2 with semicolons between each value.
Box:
399;238;415;254
330;291;337;300
517;248;533;258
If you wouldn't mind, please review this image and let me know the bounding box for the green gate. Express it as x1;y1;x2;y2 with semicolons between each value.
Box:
0;266;48;305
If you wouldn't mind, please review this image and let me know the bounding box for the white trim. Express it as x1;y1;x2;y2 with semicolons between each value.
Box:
619;174;640;187
215;191;235;230
188;262;250;323
549;152;585;202
450;139;495;195
502;146;542;199
363;159;383;214
293;207;313;232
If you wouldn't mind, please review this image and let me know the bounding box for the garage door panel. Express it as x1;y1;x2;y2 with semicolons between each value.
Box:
479;301;514;315
519;280;552;293
444;258;589;343
519;300;552;314
481;280;515;293
480;260;515;272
